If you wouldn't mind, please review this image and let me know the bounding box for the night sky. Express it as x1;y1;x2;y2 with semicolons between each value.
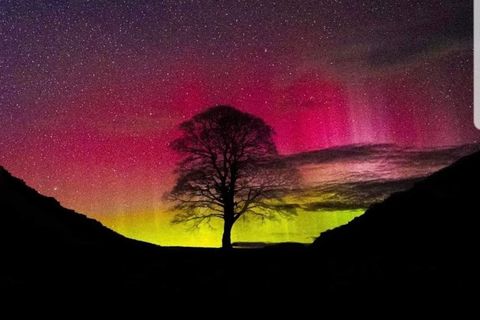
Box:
0;0;478;246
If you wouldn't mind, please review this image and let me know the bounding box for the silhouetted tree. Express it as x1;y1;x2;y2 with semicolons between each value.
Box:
168;105;299;248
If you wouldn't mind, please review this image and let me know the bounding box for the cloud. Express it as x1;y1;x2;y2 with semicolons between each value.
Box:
369;3;472;67
285;143;480;171
281;143;480;213
284;143;393;165
322;1;472;73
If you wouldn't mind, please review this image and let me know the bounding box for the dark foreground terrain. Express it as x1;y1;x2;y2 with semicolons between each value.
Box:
1;151;479;308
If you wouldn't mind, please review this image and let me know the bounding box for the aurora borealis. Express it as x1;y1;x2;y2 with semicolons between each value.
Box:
0;1;478;246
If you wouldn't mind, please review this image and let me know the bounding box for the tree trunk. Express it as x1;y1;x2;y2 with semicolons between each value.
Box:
222;218;233;249
222;194;235;249
222;188;236;249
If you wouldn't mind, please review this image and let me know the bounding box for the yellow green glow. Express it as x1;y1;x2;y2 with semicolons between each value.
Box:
102;207;365;247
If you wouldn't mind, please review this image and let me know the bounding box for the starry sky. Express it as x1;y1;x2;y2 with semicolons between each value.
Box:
0;0;478;246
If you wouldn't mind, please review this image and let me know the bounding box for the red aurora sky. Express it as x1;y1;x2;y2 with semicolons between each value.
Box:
0;1;478;240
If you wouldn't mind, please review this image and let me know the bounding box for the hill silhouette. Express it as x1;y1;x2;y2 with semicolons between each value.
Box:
0;166;155;294
310;150;479;302
313;149;479;254
0;166;127;247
